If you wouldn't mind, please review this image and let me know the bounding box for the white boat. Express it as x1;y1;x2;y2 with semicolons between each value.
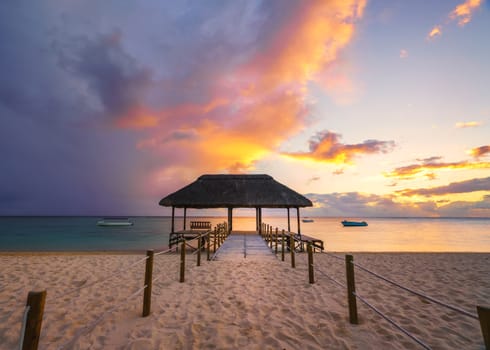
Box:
97;218;133;226
302;218;314;223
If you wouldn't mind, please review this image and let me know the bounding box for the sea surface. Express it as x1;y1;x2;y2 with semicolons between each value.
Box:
0;216;489;252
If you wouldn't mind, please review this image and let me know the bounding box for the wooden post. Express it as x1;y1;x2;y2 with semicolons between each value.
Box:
171;206;175;233
307;243;314;284
477;306;490;350
207;232;211;261
22;291;46;350
228;208;233;233
281;229;285;261
255;208;259;232
142;250;154;317
290;233;295;268
213;228;217;252
197;234;202;266
274;228;278;254
287;207;291;232
183;207;187;230
180;240;186;283
269;226;273;249
259;208;262;234
345;255;358;324
296;207;301;235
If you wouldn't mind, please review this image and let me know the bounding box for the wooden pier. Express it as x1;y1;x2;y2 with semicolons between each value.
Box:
213;231;276;261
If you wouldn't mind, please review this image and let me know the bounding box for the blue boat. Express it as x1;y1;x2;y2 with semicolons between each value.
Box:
341;220;368;227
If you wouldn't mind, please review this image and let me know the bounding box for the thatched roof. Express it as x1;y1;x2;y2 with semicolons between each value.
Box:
159;174;312;208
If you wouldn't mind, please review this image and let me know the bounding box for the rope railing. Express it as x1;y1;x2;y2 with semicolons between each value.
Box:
16;223;228;350
353;291;432;350
154;245;178;256
50;255;149;300
270;243;488;349
18;305;30;350
55;284;148;350
315;268;346;289
320;250;344;261
351;260;479;320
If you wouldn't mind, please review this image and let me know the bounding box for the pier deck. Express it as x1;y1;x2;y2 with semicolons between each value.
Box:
213;231;276;261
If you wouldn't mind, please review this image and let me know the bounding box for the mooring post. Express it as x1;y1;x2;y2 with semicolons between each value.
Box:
269;226;273;249
213;228;217;252
281;229;285;261
290;233;295;268
22;290;46;350
180;240;186;283
274;228;278;254
307;243;314;284
197;234;202;267
346;254;358;324
142;250;154;317
207;232;211;261
477;305;490;350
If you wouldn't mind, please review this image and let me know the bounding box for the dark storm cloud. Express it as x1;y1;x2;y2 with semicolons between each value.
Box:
0;2;155;214
56;31;153;122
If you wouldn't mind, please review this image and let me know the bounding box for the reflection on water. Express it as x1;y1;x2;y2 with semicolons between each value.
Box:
0;216;488;252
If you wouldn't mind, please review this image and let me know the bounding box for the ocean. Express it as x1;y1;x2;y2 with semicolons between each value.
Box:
0;216;489;252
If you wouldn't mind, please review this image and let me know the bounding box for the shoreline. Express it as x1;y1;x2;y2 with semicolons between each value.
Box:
1;250;489;255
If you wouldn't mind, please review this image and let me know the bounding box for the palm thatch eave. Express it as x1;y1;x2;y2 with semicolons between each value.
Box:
159;174;312;209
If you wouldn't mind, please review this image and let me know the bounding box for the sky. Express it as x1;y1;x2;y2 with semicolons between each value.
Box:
1;0;489;217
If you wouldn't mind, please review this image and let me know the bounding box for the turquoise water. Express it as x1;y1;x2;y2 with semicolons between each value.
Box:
0;216;489;252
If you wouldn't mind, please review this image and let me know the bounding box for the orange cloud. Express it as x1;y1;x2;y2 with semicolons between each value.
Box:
384;159;490;180
427;25;442;40
238;1;366;94
470;145;490;159
455;121;481;128
396;176;490;197
399;49;409;58
134;1;367;178
450;0;483;26
284;130;395;164
428;0;483;40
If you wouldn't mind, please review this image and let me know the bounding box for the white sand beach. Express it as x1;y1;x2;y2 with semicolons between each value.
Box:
0;251;488;349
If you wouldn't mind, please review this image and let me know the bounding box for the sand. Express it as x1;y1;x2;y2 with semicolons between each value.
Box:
0;251;488;349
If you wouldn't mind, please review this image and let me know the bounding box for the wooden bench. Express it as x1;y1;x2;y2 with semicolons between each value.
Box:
190;221;211;230
284;233;324;252
169;222;212;249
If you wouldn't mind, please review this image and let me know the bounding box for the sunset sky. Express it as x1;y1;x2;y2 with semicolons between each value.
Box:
1;0;489;217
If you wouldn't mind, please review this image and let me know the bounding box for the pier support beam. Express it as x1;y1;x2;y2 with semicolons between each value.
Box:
227;208;233;233
171;207;175;234
256;208;259;232
296;207;301;235
183;207;187;230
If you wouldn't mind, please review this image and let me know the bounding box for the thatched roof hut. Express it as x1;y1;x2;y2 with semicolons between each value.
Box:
159;174;312;233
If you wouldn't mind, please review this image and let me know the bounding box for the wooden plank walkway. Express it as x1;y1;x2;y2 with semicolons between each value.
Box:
213;232;276;262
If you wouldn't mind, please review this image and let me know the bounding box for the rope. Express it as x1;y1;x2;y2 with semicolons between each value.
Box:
354;292;432;350
56;285;147;350
320;251;344;261
18;305;30;350
351;261;479;320
50;256;149;301
244;234;247;258
316;268;346;289
154;246;178;256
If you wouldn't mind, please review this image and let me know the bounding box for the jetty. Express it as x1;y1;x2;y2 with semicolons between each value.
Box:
213;231;275;261
159;174;324;251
